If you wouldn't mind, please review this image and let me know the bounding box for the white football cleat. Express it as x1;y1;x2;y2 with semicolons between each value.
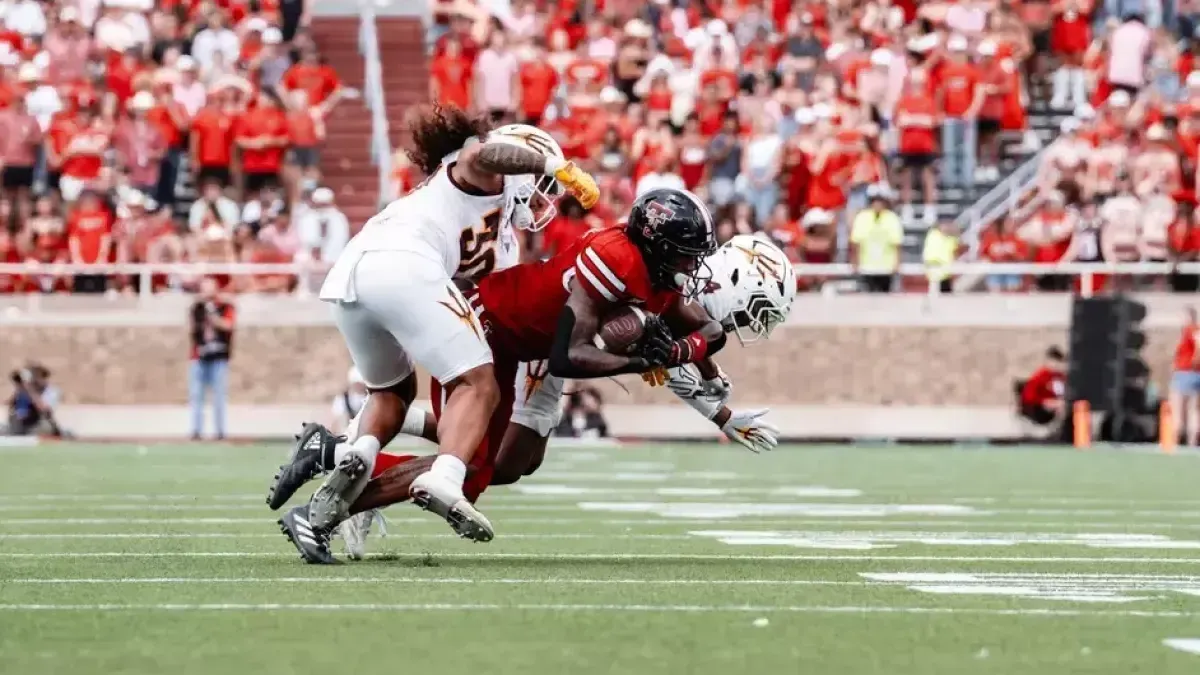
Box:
410;472;494;542
338;509;388;560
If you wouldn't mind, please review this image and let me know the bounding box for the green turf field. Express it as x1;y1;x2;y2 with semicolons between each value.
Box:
5;442;1200;674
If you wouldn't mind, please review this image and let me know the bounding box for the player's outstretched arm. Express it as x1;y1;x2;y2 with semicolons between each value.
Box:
550;285;656;378
454;141;600;208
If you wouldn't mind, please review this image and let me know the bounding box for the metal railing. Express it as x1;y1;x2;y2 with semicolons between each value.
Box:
0;260;1196;301
359;0;394;205
955;148;1045;254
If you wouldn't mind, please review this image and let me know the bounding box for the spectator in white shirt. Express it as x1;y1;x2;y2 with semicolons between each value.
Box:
1;0;46;37
188;179;241;234
19;64;62;131
93;3;140;52
635;155;687;196
296;187;349;262
171;56;207;116
191;12;240;74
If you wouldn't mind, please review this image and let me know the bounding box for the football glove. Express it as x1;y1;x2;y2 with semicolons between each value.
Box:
701;366;732;407
720;408;780;454
551;161;600;209
641;367;669;387
639;315;675;367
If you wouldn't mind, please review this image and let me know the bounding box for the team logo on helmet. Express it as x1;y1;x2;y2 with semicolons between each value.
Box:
643;201;676;230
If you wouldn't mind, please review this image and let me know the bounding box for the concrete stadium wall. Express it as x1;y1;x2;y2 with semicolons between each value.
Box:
1;294;1191;411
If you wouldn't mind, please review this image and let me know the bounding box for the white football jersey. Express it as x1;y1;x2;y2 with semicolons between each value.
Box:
341;161;510;278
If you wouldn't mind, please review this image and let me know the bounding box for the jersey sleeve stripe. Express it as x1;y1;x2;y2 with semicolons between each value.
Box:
575;254;620;302
584;247;627;292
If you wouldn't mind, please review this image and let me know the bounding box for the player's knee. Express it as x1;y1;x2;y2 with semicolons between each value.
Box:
456;364;501;413
522;445;546;477
368;373;417;404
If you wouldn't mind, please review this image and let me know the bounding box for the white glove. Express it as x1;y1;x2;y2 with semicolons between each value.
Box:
701;368;732;408
720;408;780;453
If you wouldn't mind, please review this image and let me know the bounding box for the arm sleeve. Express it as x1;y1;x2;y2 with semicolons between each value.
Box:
666;364;723;421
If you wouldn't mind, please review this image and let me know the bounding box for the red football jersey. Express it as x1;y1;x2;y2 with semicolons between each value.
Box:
476;227;678;361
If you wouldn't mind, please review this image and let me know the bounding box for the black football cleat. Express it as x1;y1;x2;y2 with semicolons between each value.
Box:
278;504;338;565
266;423;341;510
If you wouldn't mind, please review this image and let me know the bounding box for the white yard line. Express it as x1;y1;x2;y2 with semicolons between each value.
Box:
0;603;1197;617
0;533;696;540
2;518;1200;529
14;573;1200;585
6;552;1200;562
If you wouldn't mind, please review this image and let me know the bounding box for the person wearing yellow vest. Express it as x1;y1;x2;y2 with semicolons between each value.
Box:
850;184;903;292
923;220;963;293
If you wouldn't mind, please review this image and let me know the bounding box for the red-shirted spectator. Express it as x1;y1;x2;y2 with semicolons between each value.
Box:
894;69;940;223
0;96;41;206
1020;346;1066;426
54;106;109;203
540;198;593;257
429;36;473;111
113;191;173;266
190;91;237;187
66;190;114;293
979;216;1030;292
236;90;289;197
0;221;21;294
283;89;326;201
1171;307;1200;446
43;8;91;85
280;46;341;107
936;36;983;192
113;92;168;195
106;48;151;111
518;45;558;125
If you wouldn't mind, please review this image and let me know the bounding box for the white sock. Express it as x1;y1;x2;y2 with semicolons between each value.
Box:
430;454;467;487
1052;67;1069;104
334;434;381;475
1069;68;1086;107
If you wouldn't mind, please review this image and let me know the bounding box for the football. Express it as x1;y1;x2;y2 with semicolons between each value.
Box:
595;306;650;354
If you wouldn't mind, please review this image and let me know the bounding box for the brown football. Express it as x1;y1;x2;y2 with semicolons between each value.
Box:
595;306;650;354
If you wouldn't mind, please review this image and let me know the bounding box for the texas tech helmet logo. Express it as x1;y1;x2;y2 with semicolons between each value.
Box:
643;201;676;231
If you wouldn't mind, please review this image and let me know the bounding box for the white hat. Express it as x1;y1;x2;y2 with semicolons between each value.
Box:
1060;117;1081;133
802;208;834;226
811;102;833;120
870;49;892;66
348;367;364;385
706;19;728;37
978;39;997;56
908;33;939;53
263;27;283;44
1187;71;1200;88
243;17;268;33
794;107;816;125
599;86;625;104
176;55;196;71
59;6;81;22
624;19;652;38
1107;90;1131;107
866;183;894;201
128;90;155;111
947;34;968;52
1147;123;1168;140
825;43;847;62
311;187;334;205
17;62;40;83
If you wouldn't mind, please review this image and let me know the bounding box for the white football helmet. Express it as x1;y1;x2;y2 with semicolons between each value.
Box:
485;124;566;231
704;234;796;343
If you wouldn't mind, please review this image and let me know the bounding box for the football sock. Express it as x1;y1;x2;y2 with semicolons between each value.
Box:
334;434;381;475
430;454;468;487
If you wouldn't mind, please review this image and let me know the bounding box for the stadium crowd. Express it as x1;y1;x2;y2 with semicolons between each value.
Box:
2;0;1200;294
0;0;352;294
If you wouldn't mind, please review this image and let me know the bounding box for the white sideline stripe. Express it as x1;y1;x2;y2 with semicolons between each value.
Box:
3;518;1200;529
8;577;870;586
0;533;697;540
1164;638;1200;656
1;603;1198;617
7;552;1200;562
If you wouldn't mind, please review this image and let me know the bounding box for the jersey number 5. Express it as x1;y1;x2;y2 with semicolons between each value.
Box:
458;210;501;279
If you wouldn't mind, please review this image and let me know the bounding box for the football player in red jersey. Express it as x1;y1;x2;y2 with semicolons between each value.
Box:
280;189;725;563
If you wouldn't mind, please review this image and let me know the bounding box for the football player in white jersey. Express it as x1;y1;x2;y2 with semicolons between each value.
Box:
306;235;796;562
266;106;598;560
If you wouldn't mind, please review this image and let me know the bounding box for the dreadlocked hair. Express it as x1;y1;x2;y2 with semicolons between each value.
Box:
405;104;493;176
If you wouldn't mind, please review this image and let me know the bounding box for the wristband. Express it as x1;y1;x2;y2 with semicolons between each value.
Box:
401;405;428;437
